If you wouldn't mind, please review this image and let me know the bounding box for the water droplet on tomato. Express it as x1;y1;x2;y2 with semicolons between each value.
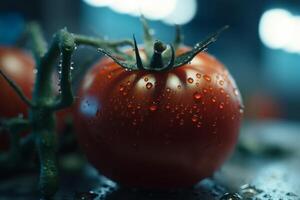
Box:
146;82;153;89
203;88;208;93
234;88;239;96
144;77;148;82
219;80;224;85
107;74;112;79
197;122;202;128
119;86;125;92
196;73;201;78
219;102;224;109
187;77;194;83
165;104;171;110
149;105;157;111
127;81;131;85
220;88;225;93
179;119;184;125
193;92;202;100
239;108;244;114
203;74;211;82
191;114;198;122
177;85;182;89
211;97;217;103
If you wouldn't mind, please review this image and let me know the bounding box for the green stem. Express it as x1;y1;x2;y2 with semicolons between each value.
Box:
74;34;133;60
141;15;154;60
0;70;34;107
51;29;75;110
27;22;47;61
173;25;183;50
74;34;132;48
149;41;166;69
0;118;31;169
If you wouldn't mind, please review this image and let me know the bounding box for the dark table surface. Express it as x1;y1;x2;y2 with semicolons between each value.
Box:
0;120;300;200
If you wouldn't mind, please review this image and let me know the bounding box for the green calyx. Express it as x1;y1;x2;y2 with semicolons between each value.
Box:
98;16;229;72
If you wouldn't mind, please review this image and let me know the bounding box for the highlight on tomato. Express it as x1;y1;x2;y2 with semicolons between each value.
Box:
74;20;243;188
0;47;34;150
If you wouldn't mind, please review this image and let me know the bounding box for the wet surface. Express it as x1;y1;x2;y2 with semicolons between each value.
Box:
0;120;300;200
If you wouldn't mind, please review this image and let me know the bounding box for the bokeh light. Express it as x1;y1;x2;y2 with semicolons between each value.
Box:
259;8;300;54
82;0;197;25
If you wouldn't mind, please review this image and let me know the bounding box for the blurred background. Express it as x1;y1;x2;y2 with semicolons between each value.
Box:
0;0;300;121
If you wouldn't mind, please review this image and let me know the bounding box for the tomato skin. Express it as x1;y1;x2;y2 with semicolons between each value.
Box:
0;47;35;150
75;49;243;188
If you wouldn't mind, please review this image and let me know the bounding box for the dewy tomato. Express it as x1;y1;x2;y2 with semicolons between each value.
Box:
0;47;34;150
75;27;243;188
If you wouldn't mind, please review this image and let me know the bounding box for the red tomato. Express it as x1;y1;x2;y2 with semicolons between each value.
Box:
0;47;34;150
245;92;281;120
75;48;243;188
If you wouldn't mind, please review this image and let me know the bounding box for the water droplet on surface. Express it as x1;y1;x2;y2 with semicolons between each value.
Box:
196;73;201;78
219;80;224;85
75;191;98;200
166;88;171;92
149;105;158;112
239;184;263;199
144;77;149;82
286;192;297;197
220;88;225;93
177;85;182;89
203;74;211;82
219;192;242;200
107;74;112;79
146;82;153;89
187;77;194;83
203;88;208;93
211;97;217;103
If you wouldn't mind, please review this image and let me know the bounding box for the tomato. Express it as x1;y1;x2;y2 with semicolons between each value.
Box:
245;92;281;120
0;47;34;150
0;47;72;150
74;47;243;188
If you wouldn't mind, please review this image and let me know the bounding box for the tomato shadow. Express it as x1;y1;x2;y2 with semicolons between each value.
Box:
88;177;227;200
